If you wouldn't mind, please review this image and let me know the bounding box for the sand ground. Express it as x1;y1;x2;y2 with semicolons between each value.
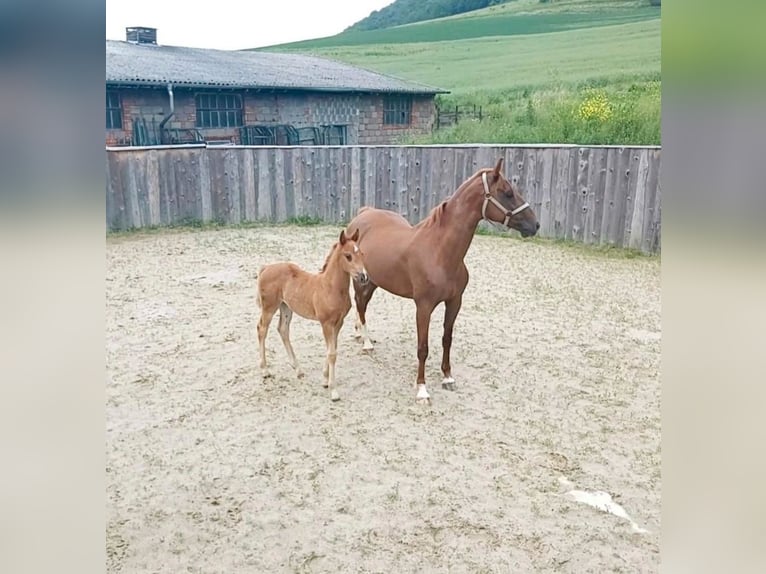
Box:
106;226;660;573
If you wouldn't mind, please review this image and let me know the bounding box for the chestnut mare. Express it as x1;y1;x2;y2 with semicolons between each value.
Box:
256;229;369;401
345;158;539;403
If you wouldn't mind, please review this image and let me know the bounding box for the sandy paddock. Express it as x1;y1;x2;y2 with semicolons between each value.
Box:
106;226;660;573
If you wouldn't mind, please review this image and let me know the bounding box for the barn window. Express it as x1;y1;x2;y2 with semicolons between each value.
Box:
383;96;412;125
195;93;244;128
323;125;347;145
106;90;123;130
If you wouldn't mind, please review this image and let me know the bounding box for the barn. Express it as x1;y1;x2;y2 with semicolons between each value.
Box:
106;27;447;147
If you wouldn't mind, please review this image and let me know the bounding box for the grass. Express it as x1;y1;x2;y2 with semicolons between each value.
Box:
109;221;657;259
258;0;659;50
287;19;660;96
106;216;327;238
475;226;658;260
265;13;661;145
413;73;661;145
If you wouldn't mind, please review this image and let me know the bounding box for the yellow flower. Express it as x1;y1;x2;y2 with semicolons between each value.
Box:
578;90;613;122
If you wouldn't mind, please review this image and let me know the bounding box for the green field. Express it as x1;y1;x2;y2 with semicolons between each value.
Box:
256;0;661;145
264;5;657;50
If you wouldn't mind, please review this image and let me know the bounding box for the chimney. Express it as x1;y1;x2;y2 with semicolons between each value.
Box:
126;27;157;45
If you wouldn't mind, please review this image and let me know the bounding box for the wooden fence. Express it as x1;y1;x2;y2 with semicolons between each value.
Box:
106;144;661;252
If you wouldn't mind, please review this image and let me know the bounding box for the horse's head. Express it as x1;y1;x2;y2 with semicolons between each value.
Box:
338;229;369;285
480;158;539;237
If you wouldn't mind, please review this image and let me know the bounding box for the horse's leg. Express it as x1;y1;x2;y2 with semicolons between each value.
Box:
415;299;437;404
257;304;278;379
321;320;341;401
353;279;377;352
441;294;463;391
277;303;303;379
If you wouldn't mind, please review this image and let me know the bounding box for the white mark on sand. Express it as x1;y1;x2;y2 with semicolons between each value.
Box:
559;476;650;534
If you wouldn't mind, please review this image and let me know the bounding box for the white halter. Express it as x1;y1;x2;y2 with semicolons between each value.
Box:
481;172;529;228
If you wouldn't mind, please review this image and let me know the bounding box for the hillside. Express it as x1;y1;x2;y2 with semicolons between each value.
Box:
254;0;661;145
256;0;659;50
346;0;508;32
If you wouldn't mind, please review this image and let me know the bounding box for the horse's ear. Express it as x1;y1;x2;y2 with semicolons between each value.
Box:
350;228;360;242
493;157;504;177
339;230;347;245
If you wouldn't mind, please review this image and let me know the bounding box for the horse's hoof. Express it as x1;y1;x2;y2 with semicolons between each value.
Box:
417;397;432;406
331;391;340;402
441;377;456;391
362;343;374;353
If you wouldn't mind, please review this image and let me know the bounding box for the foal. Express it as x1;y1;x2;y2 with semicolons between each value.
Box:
256;229;369;401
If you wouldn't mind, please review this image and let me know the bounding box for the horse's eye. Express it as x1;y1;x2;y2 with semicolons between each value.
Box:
345;254;352;261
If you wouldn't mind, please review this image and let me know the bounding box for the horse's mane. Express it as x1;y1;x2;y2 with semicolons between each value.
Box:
416;169;488;228
319;242;339;273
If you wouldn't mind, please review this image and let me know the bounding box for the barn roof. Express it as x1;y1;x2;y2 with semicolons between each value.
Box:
106;40;447;95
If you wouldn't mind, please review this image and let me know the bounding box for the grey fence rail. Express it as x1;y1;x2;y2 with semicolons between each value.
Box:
106;144;661;252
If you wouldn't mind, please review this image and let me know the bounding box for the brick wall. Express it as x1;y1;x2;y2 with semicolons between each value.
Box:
106;87;436;146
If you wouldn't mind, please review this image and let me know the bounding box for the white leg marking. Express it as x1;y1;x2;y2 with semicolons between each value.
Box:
416;384;430;400
442;376;455;384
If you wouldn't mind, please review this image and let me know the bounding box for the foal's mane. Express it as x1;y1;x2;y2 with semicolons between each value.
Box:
319;242;339;273
417;168;488;228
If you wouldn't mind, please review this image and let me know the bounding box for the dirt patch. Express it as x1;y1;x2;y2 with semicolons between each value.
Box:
107;226;660;573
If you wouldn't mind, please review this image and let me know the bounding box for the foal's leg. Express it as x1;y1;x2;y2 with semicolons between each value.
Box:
415;299;437;404
257;304;278;379
441;294;463;391
277;303;303;379
321;320;341;401
353;279;377;351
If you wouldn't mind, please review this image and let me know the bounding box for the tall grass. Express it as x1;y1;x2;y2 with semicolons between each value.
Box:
410;73;660;145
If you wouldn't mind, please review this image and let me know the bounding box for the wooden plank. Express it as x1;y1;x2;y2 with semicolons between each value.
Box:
570;147;590;243
562;148;579;240
538;148;555;237
408;147;422;224
123;154;142;228
605;147;630;245
583;147;607;245
627;149;651;250
241;149;256;222
224;149;241;224
599;148;619;245
551;148;570;239
329;147;340;223
408;147;432;225
273;149;286;222
156;151;169;226
308;147;320;220
641;149;661;253
621;149;641;247
400;146;410;216
511;147;527;195
283;149;296;220
256;148;272;221
373;147;384;210
293;148;306;219
439;148;455;210
649;152;662;252
523;149;540;216
107;153;126;230
198;149;212;223
350;147;361;219
174;150;190;222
